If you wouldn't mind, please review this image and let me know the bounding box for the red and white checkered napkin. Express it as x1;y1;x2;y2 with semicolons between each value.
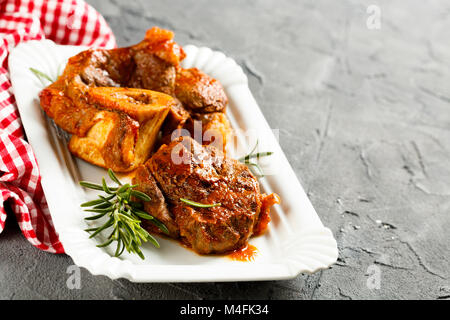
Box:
0;0;116;253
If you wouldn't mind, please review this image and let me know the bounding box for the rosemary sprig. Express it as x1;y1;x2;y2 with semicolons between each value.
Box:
80;169;168;260
29;67;55;83
180;198;221;208
238;140;273;177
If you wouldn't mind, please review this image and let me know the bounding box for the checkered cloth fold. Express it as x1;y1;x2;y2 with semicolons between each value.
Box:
0;0;116;253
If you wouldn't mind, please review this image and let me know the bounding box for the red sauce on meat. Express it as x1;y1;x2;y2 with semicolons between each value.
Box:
253;193;281;236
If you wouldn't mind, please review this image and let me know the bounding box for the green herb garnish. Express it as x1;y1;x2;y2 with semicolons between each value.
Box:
180;198;221;208
238;140;273;177
29;67;55;83
80;169;168;260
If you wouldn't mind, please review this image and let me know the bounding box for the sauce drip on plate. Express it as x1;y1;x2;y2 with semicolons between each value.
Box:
228;244;258;262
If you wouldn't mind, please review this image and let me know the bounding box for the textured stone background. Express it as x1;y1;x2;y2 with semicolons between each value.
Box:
1;0;449;299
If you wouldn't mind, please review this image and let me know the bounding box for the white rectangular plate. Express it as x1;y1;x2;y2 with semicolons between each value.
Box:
9;40;338;282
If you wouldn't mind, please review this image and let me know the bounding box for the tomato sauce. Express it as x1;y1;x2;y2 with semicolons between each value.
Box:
228;244;258;262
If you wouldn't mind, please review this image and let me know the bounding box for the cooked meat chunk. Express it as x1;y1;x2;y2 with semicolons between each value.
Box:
40;81;173;171
160;67;231;147
78;48;134;87
128;53;176;95
133;162;179;237
136;137;278;254
133;27;186;67
160;99;191;146
175;68;228;113
39;48;132;138
128;27;185;95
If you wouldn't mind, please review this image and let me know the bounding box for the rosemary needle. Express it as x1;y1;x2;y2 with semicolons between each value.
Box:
180;198;221;208
29;67;54;83
238;140;274;177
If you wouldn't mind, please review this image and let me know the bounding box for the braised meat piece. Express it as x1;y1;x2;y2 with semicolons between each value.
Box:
160;111;232;152
160;68;230;147
175;68;228;113
128;53;176;95
40;76;174;171
77;48;134;87
161;68;231;149
39;48;132;138
128;26;185;94
133;162;179;237
133;137;279;254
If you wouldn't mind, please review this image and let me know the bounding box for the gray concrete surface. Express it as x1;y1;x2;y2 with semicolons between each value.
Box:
1;0;450;300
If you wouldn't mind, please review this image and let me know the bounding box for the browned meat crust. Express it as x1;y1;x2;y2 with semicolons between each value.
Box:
133;162;179;237
175;68;228;113
133;137;278;254
128;53;176;95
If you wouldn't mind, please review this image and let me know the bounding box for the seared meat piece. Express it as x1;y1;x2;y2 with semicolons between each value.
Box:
129;27;185;95
161;68;230;148
132;27;186;67
175;68;228;113
160;68;230;147
128;53;176;95
77;48;134;87
135;137;278;254
133;162;179;237
39;48;132;138
66;87;173;171
40;72;174;171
